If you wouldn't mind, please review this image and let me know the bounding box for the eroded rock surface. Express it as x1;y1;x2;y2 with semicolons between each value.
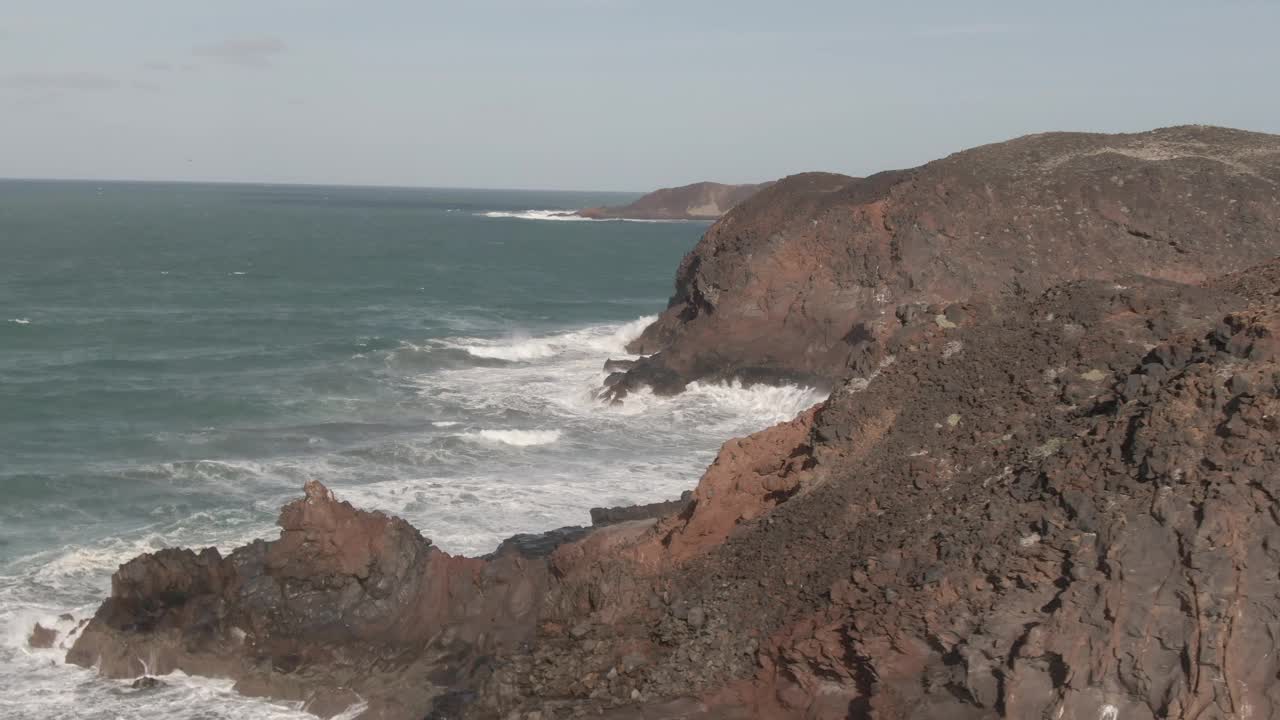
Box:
68;479;549;718
611;125;1280;397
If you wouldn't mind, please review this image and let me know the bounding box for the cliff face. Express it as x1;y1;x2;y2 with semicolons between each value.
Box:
576;181;769;221
57;127;1280;720
610;126;1280;396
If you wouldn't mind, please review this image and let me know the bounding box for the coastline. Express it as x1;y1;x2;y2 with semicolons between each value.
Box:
38;125;1280;719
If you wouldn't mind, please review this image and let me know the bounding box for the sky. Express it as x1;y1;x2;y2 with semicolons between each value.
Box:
2;0;1278;191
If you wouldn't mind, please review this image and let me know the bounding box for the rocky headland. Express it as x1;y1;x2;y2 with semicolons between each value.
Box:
606;125;1280;398
54;126;1280;719
574;182;769;221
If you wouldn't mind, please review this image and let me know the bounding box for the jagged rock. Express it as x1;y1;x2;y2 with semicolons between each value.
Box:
27;623;56;649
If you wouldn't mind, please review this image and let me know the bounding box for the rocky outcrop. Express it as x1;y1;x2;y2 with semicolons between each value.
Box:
474;262;1280;720
576;181;769;221
610;126;1280;397
67;479;550;718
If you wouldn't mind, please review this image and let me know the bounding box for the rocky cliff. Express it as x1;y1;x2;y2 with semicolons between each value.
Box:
607;125;1280;397
57;127;1280;719
576;181;769;221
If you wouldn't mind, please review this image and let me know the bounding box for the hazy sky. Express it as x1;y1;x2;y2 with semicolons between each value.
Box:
3;0;1278;191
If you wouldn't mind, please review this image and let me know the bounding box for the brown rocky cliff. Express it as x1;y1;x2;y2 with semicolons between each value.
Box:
487;264;1280;720
576;181;769;221
613;125;1280;397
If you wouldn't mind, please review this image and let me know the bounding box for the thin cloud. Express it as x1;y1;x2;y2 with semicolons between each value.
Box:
194;36;286;68
912;23;1028;38
1;71;117;90
142;60;174;72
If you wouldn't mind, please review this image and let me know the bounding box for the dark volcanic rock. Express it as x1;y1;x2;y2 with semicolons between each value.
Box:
590;492;693;527
131;676;164;690
615;126;1280;395
68;479;550;719
576;181;769;221
467;261;1280;719
28;623;56;649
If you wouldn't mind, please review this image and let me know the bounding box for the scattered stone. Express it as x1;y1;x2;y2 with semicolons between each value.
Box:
686;606;706;629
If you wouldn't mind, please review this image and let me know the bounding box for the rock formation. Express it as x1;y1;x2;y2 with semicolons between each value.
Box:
64;127;1280;719
608;125;1280;398
575;181;769;221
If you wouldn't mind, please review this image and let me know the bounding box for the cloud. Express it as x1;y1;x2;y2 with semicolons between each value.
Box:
912;23;1028;38
193;36;286;68
1;71;117;90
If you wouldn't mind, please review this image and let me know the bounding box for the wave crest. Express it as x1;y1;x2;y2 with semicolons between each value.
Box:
477;210;679;224
462;429;562;447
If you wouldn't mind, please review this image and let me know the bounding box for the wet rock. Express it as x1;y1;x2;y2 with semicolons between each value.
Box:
131;676;164;690
27;623;56;649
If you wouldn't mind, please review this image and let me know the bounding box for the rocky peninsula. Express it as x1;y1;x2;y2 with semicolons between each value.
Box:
574;181;769;221
52;126;1280;719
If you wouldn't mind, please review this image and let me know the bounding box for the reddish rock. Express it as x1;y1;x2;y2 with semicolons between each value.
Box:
614;126;1280;396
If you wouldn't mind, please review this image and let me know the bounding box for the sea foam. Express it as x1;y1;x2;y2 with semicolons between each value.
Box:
477;210;680;224
462;429;562;447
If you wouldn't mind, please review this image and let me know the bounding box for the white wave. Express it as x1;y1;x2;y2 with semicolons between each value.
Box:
230;271;247;276
476;209;683;224
462;429;562;447
7;318;30;325
578;314;655;354
446;314;655;364
431;421;460;427
683;380;825;426
458;337;559;361
479;209;591;222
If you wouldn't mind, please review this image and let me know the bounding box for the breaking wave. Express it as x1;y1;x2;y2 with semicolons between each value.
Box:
477;210;682;224
462;429;563;447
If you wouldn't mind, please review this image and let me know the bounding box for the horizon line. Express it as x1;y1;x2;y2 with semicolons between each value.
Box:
0;175;651;196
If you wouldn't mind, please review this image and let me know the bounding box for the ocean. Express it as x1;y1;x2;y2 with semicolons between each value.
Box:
0;180;822;719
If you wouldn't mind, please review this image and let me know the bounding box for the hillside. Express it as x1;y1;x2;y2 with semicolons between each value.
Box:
607;125;1280;398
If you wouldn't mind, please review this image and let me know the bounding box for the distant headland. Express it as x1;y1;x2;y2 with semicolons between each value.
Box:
572;180;770;221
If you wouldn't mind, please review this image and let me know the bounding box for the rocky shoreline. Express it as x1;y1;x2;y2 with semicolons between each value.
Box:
46;126;1280;719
